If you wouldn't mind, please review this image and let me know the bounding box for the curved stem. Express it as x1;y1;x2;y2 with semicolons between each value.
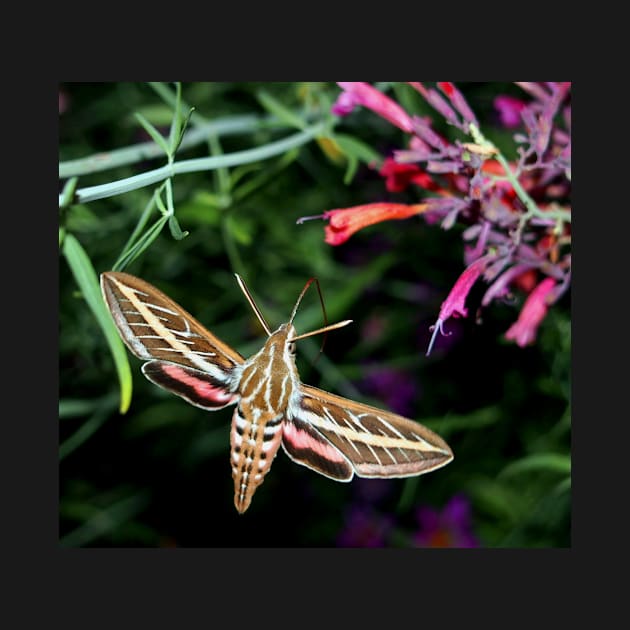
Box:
59;123;326;207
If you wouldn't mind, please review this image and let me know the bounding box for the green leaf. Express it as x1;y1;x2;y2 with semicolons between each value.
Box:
113;214;169;271
59;491;151;547
333;133;383;166
256;89;306;130
168;214;189;240
60;398;103;419
62;233;132;413
421;406;502;438
134;112;170;157
499;453;571;478
59;176;79;208
343;155;358;185
225;213;253;246
168;82;183;155
468;478;524;524
59;395;117;460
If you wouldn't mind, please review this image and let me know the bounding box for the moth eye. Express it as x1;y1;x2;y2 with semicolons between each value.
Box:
288;342;296;354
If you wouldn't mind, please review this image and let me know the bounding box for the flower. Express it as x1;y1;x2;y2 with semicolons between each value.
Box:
336;505;394;547
333;82;415;133
379;157;445;194
413;494;479;548
426;255;491;355
494;95;527;128
298;202;428;246
504;277;557;347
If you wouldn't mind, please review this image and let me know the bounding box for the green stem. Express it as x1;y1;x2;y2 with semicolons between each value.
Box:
468;123;571;243
59;114;304;178
59;123;325;207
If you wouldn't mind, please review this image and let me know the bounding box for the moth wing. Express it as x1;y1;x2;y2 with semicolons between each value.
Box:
287;384;453;478
101;271;242;406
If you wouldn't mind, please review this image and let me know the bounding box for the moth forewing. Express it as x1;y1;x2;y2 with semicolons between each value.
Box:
100;271;244;411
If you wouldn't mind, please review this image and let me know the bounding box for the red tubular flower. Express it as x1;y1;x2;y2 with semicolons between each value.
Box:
317;202;428;246
504;277;557;347
379;157;445;193
426;255;492;356
333;82;415;133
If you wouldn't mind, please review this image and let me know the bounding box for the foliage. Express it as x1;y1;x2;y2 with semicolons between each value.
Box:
59;82;570;547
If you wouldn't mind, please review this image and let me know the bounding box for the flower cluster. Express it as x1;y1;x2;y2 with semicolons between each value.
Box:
301;82;571;353
413;493;479;548
335;484;479;548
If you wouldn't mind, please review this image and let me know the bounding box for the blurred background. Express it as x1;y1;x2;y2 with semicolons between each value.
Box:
59;82;570;547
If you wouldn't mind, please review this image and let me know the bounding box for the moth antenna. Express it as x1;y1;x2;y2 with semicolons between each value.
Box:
288;277;332;358
234;274;272;336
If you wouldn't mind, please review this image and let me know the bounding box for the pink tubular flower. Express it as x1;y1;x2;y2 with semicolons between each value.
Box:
494;95;527;128
505;277;557;347
437;82;478;126
333;82;415;133
426;255;491;356
298;202;428;246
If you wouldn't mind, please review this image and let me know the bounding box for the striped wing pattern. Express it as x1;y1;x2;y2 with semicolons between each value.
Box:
284;385;453;479
101;272;243;407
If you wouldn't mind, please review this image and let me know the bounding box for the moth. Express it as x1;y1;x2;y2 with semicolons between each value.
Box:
101;271;453;513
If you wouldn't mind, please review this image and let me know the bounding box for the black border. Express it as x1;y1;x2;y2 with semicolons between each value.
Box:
30;78;585;620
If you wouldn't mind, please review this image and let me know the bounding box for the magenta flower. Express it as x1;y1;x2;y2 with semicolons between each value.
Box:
332;82;415;133
336;505;394;547
494;95;527;128
504;277;557;347
413;494;479;548
426;255;491;355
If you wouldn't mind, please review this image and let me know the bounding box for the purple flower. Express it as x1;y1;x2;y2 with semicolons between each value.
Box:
494;95;527;128
337;505;394;547
414;494;479;548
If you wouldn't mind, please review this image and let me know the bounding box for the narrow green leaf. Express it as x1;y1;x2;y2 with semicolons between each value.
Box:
168;214;189;240
499;453;571;478
468;478;523;524
343;155;358;184
59;491;151;547
421;406;502;438
256;89;306;130
231;147;300;203
113;214;169;271
113;189;161;270
134;112;170;157
60;398;102;419
62;233;132;413
225;213;253;246
60;176;79;208
168;82;183;155
553;477;571;495
333;133;383;166
59;399;116;460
